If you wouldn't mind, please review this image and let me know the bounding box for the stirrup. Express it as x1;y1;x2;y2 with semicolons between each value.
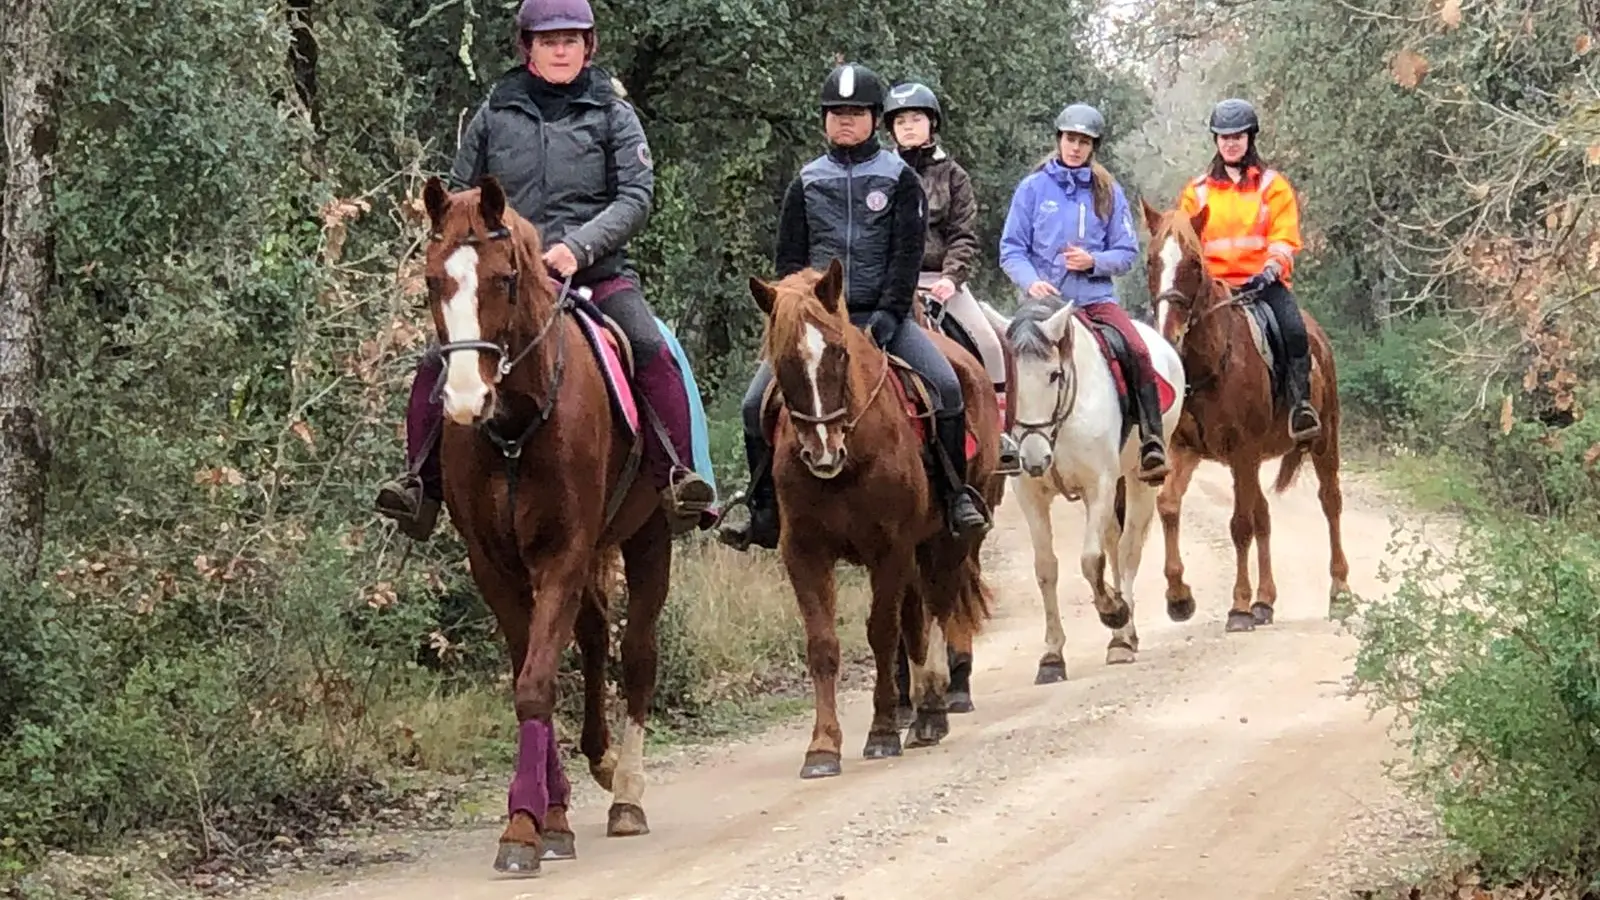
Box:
665;465;715;514
996;434;1022;477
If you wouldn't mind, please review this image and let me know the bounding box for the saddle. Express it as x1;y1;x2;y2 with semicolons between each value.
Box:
1237;296;1291;410
1075;309;1179;447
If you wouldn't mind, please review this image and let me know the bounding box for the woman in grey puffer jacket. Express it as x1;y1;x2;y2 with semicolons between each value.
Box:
375;0;714;540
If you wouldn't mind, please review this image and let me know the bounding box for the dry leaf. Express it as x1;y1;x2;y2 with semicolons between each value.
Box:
1584;443;1600;469
291;420;315;449
1587;144;1600;166
1391;48;1430;89
1579;33;1595;55
1500;394;1514;434
1438;0;1462;29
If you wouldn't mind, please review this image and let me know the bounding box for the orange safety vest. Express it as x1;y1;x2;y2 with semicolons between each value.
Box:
1177;166;1303;288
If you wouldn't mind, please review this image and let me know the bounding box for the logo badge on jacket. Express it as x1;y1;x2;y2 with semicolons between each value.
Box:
865;190;888;211
1040;200;1059;214
637;142;654;168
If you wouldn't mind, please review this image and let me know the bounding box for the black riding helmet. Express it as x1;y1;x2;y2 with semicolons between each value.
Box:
820;62;886;116
883;81;942;130
1208;98;1260;135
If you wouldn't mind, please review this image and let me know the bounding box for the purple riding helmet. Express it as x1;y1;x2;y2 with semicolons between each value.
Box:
516;0;595;33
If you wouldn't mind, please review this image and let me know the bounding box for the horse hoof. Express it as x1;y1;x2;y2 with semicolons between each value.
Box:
493;841;542;876
906;709;949;748
1105;641;1137;665
862;731;903;759
1226;610;1256;633
541;830;577;861
800;750;842;779
1251;602;1275;626
894;705;915;730
1098;603;1131;630
1167;596;1196;622
590;749;618;792
946;691;975;713
606;803;650;837
1035;657;1068;684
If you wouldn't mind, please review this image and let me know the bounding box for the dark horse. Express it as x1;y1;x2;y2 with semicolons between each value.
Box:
421;175;679;875
1140;199;1351;632
749;261;996;777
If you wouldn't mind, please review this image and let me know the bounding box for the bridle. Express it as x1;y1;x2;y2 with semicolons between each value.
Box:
1011;349;1080;461
784;344;894;436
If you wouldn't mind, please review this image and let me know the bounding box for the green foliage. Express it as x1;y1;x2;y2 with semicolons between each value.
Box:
1355;519;1600;884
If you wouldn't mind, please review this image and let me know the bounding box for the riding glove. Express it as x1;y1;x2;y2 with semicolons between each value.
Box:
867;309;900;348
1242;263;1281;294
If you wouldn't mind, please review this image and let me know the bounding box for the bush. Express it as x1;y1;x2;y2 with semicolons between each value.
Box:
1354;517;1600;885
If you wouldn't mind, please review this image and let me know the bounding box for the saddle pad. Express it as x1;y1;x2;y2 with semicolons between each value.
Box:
655;315;719;500
889;369;979;461
1078;316;1179;414
572;307;640;437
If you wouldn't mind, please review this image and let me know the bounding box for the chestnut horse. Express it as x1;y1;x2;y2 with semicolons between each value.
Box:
889;289;1011;722
421;175;676;875
749;261;996;777
1139;199;1351;632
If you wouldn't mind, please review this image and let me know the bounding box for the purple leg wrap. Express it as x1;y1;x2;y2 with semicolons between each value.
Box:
507;719;553;827
546;721;571;810
405;350;444;500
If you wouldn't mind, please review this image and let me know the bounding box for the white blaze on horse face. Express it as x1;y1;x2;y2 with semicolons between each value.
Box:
440;246;490;424
1155;235;1182;334
799;321;843;473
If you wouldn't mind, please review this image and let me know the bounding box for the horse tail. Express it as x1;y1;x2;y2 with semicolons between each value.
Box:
586;545;623;617
1273;444;1308;494
951;560;994;639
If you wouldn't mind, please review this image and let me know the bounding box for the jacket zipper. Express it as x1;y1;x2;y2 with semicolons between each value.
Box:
845;160;855;303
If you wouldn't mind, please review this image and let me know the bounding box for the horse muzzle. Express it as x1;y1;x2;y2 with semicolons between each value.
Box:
442;383;495;426
799;444;847;479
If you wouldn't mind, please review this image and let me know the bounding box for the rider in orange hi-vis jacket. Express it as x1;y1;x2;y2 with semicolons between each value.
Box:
1178;98;1319;444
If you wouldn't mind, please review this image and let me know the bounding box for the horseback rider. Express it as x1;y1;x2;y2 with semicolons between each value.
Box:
716;62;993;551
882;80;1022;477
373;0;714;540
1179;98;1317;443
998;102;1170;484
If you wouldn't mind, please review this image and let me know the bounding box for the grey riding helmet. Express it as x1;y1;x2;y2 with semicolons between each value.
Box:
1208;98;1260;135
884;82;942;130
1055;103;1105;141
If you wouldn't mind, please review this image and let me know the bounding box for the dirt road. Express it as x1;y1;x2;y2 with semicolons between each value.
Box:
278;461;1441;900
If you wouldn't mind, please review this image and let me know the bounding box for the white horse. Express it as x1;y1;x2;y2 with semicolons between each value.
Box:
980;299;1186;680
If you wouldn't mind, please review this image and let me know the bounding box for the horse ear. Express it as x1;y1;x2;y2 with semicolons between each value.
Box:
815;258;845;313
480;176;507;232
979;300;1012;339
749;276;778;315
1188;204;1210;237
424;176;449;233
1140;197;1164;236
1040;304;1077;352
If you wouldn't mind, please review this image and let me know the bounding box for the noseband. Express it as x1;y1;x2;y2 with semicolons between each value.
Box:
784;346;894;435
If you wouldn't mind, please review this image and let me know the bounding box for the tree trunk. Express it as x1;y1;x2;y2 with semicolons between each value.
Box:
0;0;58;581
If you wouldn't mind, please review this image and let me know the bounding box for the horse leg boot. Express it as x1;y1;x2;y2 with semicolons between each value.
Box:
375;347;444;541
633;345;715;525
934;411;991;539
715;433;780;551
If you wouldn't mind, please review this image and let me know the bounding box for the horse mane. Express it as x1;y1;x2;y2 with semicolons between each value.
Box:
1005;300;1074;360
760;267;849;362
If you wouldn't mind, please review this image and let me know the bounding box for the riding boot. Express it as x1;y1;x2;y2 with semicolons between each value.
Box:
994;383;1022;476
1287;350;1321;443
934;412;991;539
1133;378;1170;485
375;351;445;541
634;345;715;523
715;434;780;551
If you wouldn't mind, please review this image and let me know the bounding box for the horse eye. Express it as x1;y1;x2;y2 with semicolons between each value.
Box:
425;275;443;297
1049;370;1063;384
